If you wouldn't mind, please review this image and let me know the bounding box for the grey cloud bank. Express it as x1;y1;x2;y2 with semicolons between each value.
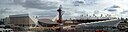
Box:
0;0;128;19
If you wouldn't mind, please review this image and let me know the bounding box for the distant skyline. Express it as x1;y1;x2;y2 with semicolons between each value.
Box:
0;0;128;19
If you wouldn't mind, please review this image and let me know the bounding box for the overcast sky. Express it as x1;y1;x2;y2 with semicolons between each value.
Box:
0;0;128;19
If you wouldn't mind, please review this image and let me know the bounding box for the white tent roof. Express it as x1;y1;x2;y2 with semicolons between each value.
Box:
76;19;121;27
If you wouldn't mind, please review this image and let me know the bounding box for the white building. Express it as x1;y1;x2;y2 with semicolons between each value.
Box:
8;14;38;27
75;19;122;32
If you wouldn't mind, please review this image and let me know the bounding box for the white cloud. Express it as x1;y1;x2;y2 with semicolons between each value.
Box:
22;0;60;10
0;0;128;19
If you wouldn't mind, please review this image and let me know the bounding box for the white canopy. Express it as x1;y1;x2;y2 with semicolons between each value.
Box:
76;19;121;28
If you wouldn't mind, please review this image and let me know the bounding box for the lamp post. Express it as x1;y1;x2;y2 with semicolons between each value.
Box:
57;5;63;32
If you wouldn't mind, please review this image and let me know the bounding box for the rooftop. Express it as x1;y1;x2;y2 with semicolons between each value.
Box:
9;14;29;17
38;19;58;24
